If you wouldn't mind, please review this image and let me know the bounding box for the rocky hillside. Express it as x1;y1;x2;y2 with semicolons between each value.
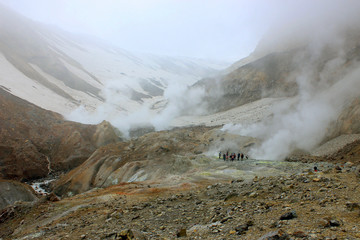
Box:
328;97;360;138
202;39;360;114
0;88;121;181
192;28;360;162
197;49;300;112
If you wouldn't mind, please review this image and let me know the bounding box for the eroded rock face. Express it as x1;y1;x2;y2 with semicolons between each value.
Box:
0;89;121;181
0;180;37;210
54;126;250;197
53;126;260;197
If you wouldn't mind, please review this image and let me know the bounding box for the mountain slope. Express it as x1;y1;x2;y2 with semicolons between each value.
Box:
0;88;121;181
194;24;360;160
0;3;228;116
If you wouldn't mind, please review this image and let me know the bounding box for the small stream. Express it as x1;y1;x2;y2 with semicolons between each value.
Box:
27;178;57;195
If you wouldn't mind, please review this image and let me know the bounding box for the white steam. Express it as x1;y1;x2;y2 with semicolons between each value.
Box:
67;79;207;137
151;83;207;130
221;0;360;160
223;47;360;160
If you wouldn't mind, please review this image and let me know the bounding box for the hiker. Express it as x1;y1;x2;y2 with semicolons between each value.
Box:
237;153;240;161
314;166;318;172
223;153;226;161
241;153;244;160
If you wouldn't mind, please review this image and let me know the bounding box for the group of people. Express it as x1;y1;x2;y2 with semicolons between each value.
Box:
219;151;248;161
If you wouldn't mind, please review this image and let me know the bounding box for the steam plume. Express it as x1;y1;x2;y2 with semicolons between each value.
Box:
222;1;360;160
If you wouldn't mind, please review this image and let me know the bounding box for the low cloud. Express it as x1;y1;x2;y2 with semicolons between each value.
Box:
66;80;208;137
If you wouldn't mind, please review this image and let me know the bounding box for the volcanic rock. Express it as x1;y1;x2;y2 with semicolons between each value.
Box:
258;229;291;240
0;180;37;210
279;210;297;220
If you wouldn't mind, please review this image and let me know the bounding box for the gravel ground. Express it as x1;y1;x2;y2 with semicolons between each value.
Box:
2;161;360;240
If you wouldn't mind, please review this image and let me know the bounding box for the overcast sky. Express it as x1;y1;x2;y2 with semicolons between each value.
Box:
1;0;358;62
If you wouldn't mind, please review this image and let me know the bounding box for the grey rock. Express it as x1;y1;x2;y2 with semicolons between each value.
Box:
346;202;360;211
235;220;253;235
329;219;341;227
235;224;249;235
176;228;187;238
258;229;291;240
224;193;238;201
279;210;297;220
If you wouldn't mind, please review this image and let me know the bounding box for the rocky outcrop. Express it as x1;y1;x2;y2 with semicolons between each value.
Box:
92;121;123;148
0;180;37;210
0;89;121;181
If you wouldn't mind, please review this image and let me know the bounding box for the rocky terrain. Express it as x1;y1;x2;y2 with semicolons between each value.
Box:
1;158;360;240
1;108;360;239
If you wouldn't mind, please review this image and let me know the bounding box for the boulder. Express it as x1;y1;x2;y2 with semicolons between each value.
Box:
0;180;37;210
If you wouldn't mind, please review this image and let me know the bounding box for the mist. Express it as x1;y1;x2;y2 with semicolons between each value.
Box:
221;0;360;160
0;0;276;61
3;0;360;152
67;81;207;138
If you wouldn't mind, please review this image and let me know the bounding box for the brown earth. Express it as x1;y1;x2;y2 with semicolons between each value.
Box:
1;160;359;239
0;88;121;181
326;139;360;164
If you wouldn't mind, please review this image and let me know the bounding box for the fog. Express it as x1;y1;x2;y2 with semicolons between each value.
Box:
0;0;278;61
2;0;360;157
67;81;208;137
221;0;360;160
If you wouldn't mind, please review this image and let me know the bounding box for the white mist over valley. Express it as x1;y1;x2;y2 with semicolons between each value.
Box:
1;0;360;160
1;2;360;239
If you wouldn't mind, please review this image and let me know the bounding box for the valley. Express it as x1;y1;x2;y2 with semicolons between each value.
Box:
1;1;360;239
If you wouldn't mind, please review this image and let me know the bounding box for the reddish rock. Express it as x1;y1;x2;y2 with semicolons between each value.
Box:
46;192;60;202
